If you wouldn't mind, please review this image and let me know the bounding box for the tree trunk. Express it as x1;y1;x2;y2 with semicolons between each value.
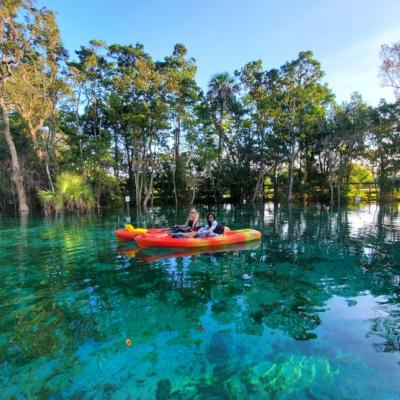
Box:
252;165;265;203
288;151;295;202
327;149;334;206
337;171;341;208
143;173;154;209
273;163;278;202
173;119;181;206
378;159;389;202
215;108;224;202
49;100;59;174
114;130;119;180
190;180;196;206
172;163;178;208
44;150;54;191
134;171;141;208
125;141;133;198
0;99;29;215
38;131;55;191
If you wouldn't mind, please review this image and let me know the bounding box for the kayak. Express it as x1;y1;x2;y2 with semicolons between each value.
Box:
115;226;167;241
119;240;261;263
134;229;262;248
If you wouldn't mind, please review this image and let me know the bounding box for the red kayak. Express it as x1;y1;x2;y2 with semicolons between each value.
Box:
134;229;262;248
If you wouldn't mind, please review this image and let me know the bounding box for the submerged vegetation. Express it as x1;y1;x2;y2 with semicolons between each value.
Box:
1;1;400;215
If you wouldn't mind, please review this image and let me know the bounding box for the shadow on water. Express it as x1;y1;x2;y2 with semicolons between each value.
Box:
0;203;400;399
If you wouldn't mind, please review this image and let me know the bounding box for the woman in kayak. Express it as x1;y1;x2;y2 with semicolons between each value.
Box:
171;208;200;233
194;212;225;238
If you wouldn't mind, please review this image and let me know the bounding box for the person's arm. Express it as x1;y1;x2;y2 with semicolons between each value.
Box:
207;220;218;233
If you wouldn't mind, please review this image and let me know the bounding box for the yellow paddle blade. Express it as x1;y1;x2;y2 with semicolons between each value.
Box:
132;228;147;234
125;224;135;231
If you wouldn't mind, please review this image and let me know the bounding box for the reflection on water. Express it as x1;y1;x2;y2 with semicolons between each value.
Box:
0;204;400;399
118;240;261;263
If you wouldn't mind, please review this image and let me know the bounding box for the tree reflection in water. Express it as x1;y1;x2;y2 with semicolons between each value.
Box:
0;204;399;398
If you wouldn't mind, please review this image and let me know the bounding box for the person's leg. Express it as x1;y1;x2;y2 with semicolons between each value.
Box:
194;227;203;238
194;229;210;238
172;232;187;238
177;226;191;233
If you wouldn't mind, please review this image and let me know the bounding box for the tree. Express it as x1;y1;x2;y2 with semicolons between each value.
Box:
379;41;400;100
0;0;34;215
237;62;284;202
38;171;94;214
107;43;169;208
206;72;239;200
278;51;332;202
207;72;239;165
347;163;373;200
369;100;400;201
333;94;371;205
68;40;116;207
30;8;69;182
3;5;68;192
160;43;198;206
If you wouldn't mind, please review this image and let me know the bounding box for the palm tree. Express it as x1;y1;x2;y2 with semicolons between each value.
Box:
207;73;238;201
38;172;95;215
207;72;238;165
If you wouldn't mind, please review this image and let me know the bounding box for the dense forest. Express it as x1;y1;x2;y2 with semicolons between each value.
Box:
1;1;400;215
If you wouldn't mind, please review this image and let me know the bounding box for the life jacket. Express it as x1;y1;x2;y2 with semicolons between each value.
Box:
214;222;226;235
187;217;199;229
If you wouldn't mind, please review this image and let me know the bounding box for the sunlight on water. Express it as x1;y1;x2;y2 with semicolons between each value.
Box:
0;204;400;399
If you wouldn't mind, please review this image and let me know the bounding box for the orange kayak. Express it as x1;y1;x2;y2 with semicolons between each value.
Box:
115;228;167;241
134;229;262;248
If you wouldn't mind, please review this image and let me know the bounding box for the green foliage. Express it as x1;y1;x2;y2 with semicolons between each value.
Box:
2;3;400;211
350;163;373;185
346;163;374;201
38;172;95;214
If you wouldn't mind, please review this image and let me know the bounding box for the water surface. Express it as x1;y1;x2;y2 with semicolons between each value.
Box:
1;204;399;399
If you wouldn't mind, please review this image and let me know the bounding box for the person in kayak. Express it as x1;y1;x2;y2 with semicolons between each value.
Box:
193;212;225;238
171;208;200;233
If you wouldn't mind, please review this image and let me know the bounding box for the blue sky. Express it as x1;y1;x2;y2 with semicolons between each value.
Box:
40;0;400;105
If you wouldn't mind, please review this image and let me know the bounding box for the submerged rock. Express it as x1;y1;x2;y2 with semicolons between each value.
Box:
156;379;172;400
207;330;232;365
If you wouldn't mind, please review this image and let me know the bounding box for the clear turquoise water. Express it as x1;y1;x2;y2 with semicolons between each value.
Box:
1;203;400;399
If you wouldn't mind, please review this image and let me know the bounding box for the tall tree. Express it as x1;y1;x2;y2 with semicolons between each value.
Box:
206;72;239;200
107;43;168;208
333;94;370;205
237;62;283;202
160;43;198;206
369;100;400;201
68;40;114;206
0;0;33;214
2;4;67;199
379;41;400;100
278;51;332;201
30;8;69;180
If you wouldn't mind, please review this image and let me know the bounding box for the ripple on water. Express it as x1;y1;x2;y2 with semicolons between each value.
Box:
0;207;400;399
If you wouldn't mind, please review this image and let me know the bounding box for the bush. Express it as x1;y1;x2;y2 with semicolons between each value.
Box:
38;172;95;215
